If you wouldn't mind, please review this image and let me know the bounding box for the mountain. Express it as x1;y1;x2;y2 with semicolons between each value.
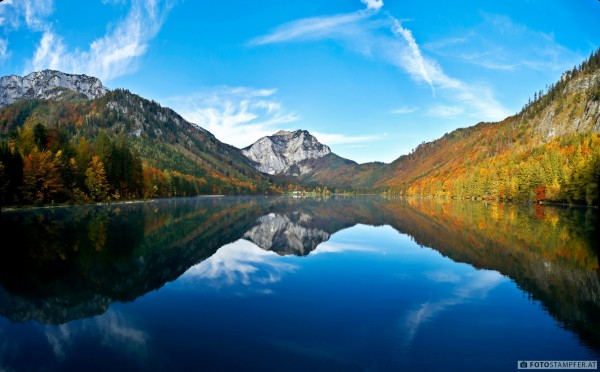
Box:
93;89;267;190
2;49;599;206
0;72;284;206
373;55;600;203
313;49;600;204
242;129;356;181
0;70;109;108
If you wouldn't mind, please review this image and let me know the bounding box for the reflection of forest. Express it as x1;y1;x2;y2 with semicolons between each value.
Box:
0;196;598;350
375;198;600;351
0;197;271;323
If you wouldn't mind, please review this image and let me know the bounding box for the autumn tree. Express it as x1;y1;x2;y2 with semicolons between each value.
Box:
22;149;65;204
85;155;109;201
17;126;36;155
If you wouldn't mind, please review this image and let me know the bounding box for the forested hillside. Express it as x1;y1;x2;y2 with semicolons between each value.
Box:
1;49;599;207
313;49;600;205
0;88;285;207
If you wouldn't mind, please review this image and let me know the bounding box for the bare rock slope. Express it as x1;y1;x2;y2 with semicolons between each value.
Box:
0;70;109;108
243;130;356;178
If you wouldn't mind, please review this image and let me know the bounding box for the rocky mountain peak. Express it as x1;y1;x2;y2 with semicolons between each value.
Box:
242;129;331;175
0;69;109;108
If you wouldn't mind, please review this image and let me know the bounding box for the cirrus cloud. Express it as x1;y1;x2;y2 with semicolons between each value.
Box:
23;0;172;81
250;4;512;122
0;0;54;31
424;13;582;73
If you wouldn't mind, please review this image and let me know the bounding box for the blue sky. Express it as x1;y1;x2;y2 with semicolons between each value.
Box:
0;0;598;163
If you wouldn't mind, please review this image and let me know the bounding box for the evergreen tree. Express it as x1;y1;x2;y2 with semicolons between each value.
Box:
33;123;48;151
0;144;24;206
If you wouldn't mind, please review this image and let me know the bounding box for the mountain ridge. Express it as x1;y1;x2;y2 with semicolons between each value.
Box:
303;49;600;204
1;48;599;205
0;70;109;108
242;129;357;184
0;81;283;206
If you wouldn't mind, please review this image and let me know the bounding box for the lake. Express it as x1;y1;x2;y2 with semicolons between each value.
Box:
0;196;598;371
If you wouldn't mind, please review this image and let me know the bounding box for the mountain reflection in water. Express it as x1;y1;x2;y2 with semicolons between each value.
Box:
0;196;598;352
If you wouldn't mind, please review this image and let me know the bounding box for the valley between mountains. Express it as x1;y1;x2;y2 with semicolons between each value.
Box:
1;49;599;207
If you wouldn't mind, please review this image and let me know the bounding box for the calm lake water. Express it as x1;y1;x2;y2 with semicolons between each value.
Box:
0;196;599;371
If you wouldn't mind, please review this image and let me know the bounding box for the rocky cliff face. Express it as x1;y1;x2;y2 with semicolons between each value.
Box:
534;70;600;140
0;70;109;108
242;130;332;176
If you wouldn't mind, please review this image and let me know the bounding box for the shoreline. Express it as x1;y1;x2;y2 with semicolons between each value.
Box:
2;193;597;213
0;195;226;213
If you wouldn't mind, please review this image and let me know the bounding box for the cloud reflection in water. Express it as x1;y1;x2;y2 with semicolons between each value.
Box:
43;310;148;362
401;270;505;350
181;239;298;293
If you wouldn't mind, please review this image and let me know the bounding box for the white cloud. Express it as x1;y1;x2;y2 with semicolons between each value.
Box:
424;13;582;73
250;12;369;46
427;105;464;117
390;106;418;114
0;38;8;61
361;0;384;11
0;0;54;31
23;0;53;30
30;31;65;70
419;57;510;120
385;24;511;120
311;131;379;145
423;36;469;50
391;19;433;91
458;49;519;71
24;0;172;81
250;7;511;122
165;86;300;148
0;0;52;64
